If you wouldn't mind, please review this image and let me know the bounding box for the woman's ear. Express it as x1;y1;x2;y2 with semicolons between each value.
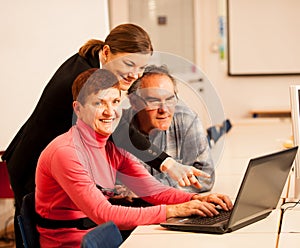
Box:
73;101;82;117
101;45;110;62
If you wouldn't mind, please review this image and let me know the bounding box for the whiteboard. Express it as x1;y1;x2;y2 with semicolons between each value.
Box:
227;0;300;75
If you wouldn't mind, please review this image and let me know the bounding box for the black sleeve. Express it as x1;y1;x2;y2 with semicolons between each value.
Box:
110;117;170;172
1;124;26;162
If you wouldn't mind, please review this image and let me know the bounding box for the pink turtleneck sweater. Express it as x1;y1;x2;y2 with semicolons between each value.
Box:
35;120;193;247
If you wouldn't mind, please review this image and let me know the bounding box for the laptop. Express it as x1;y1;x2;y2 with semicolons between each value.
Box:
160;146;298;234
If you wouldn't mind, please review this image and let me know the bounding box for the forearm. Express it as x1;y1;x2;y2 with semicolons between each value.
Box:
141;187;193;205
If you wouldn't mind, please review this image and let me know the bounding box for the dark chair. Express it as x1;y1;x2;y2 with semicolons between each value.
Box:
206;126;220;146
207;119;232;147
17;192;40;248
0;151;14;198
81;221;123;248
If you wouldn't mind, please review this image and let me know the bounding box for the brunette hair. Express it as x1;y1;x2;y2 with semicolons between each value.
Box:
79;23;153;58
72;68;119;104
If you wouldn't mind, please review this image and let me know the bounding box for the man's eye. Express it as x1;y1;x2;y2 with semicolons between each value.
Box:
113;99;121;104
146;98;159;103
148;100;161;105
166;96;176;102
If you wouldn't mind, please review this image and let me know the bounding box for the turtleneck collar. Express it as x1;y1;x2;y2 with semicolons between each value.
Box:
76;119;109;148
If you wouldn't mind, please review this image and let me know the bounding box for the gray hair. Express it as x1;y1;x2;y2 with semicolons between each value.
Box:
127;64;177;95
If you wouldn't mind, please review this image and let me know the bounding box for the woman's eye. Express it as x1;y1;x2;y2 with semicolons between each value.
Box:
124;62;134;67
113;99;121;104
95;101;103;106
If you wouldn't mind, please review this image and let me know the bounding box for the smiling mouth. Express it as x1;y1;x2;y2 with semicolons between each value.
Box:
120;76;133;84
157;116;169;120
100;119;114;123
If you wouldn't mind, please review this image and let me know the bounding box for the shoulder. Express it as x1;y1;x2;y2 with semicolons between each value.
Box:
106;140;129;158
51;52;99;82
40;128;75;159
53;53;93;77
105;140;137;169
116;108;135;131
171;104;205;134
173;104;199;123
121;108;134;121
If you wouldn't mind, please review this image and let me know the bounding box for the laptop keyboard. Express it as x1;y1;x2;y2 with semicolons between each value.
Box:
185;209;232;225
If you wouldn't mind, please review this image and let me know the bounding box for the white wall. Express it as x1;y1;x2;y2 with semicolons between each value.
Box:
195;0;300;119
128;0;195;64
0;0;109;150
110;0;300;120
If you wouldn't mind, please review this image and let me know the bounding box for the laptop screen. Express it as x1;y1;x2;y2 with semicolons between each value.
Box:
228;147;297;229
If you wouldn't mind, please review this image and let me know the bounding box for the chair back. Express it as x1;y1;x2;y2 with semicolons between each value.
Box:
81;221;123;248
0;151;14;198
17;192;40;248
207;119;232;147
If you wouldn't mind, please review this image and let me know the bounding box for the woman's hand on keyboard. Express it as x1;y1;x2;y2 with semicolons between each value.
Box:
192;193;233;211
166;200;221;219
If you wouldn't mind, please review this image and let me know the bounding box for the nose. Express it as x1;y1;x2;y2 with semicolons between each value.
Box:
103;103;120;118
157;102;169;112
103;103;114;115
129;66;145;79
128;71;139;80
137;71;143;78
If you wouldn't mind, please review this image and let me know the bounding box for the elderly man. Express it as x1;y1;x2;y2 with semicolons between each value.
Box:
112;65;215;193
